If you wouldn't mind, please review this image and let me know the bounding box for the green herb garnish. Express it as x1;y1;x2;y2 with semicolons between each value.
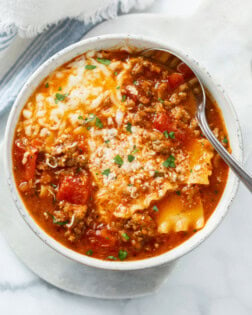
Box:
163;130;169;138
58;87;62;91
114;155;124;167
52;215;68;226
85;65;96;70
114;71;118;76
105;139;110;144
45;82;49;88
55;92;68;103
127;155;135;163
102;169;110;177
222;136;228;144
153;205;159;212
51;183;57;188
107;256;117;260
126;122;132;133
86;249;93;256
116;86;120;90
158;97;164;103
169;131;175;139
95;117;103;129
176;190;181;196
78;115;84;120
118;250;128;261
163;155;176;168
122;95;126;102
132;145;139;154
122;233;130;241
97;58;111;65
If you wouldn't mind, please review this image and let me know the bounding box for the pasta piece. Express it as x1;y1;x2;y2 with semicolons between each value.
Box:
157;192;204;234
186;139;214;185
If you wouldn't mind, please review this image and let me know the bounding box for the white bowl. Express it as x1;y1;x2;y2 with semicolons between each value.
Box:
4;34;242;271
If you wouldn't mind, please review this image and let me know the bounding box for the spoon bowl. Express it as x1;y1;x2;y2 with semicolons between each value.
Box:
141;48;252;192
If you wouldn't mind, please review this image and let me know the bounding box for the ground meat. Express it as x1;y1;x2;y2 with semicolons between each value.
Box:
54;202;87;242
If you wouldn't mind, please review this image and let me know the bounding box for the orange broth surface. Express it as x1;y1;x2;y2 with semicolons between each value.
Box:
12;49;229;261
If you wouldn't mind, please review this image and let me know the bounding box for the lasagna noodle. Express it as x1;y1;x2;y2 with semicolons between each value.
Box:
88;127;213;224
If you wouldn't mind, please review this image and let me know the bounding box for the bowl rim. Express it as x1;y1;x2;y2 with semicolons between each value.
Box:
4;33;242;271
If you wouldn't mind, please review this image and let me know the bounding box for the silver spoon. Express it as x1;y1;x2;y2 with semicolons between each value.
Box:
141;48;252;192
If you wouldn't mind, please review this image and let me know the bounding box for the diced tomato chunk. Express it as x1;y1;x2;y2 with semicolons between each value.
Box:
168;73;184;90
57;175;90;205
86;228;117;248
174;128;187;143
24;151;38;181
153;112;174;133
14;141;38;181
177;62;194;79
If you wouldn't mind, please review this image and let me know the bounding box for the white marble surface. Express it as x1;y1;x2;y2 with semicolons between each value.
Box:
0;0;252;313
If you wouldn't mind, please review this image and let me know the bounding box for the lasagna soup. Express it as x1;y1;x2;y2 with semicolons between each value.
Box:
13;48;229;261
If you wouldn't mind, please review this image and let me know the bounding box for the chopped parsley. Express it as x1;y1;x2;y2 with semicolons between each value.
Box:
58;87;62;91
102;168;110;177
51;183;57;188
55;92;68;103
122;95;127;102
114;71;118;76
153;205;159;212
97;58;111;65
169;131;175;139
163;155;176;168
116;86;120;90
122;233;130;241
132;145;139;154
222;136;228;144
114;155;124;167
126;122;132;133
85;64;96;70
95;117;103;129
127;154;135;163
104;139;110;144
163;130;175;139
78;115;84;120
107;256;117;260
163;130;169;138
158;97;164;103
45;82;49;88
176;190;181;196
86;249;93;256
133;80;139;85
51;215;68;226
118;250;128;261
85;113;96;123
128;183;133;187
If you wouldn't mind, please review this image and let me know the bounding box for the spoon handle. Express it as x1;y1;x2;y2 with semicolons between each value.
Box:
197;111;252;192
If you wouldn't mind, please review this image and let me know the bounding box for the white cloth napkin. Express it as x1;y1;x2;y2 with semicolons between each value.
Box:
0;0;154;37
